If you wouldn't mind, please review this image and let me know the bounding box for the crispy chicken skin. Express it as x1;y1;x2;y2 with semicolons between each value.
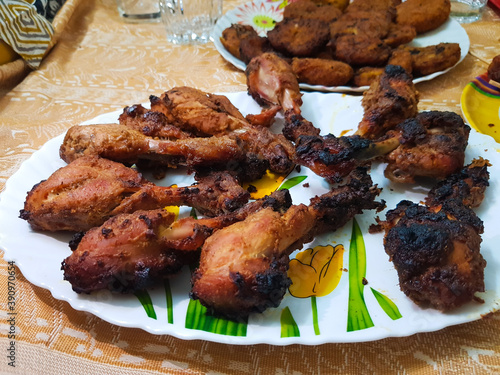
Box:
379;199;486;311
191;168;383;319
118;104;192;139
60;124;246;168
62;209;191;294
191;205;317;320
155;86;296;175
158;86;248;136
357;65;419;140
425;158;490;208
63;190;293;294
19;156;250;232
384;111;470;183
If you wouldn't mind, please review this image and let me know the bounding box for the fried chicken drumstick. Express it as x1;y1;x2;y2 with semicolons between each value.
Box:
20;156;250;232
62;190;292;294
60;124;246;168
191;168;384;319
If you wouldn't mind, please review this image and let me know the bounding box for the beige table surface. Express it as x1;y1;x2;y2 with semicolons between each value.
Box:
1;1;500;374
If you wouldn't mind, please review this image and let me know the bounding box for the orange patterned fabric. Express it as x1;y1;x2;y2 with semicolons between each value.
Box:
1;1;500;373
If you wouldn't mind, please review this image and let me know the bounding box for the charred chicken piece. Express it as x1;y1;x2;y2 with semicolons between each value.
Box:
291;131;400;183
118;104;192;139
384;111;470;183
379;199;486;311
357;64;419;140
425;158;490;208
19;156;250;232
59;124;246;168
62;190;292;294
191;168;383;319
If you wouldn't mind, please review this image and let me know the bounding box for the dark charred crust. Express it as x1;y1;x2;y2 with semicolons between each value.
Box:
69;231;85;251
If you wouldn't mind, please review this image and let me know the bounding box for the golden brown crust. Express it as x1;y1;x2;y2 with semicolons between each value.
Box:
402;42;461;77
334;34;391;67
291;57;354;86
267;18;330;57
396;0;451;34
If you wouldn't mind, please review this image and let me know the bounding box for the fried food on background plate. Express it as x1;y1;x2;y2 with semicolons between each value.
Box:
220;24;258;60
402;42;461;76
384;23;417;48
291;57;354;86
330;10;393;39
239;35;278;64
283;0;343;24
334;34;392;66
396;0;451;34
311;0;349;11
267;18;330;57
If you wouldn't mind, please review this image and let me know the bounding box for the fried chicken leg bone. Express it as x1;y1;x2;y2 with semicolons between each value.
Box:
191;168;384;319
59;124;246;168
20;156;250;232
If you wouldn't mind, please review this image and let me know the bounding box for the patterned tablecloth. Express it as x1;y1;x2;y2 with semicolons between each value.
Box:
1;1;499;374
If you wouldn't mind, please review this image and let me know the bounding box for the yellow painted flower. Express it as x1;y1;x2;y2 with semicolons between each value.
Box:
288;244;344;298
164;184;180;219
243;170;286;199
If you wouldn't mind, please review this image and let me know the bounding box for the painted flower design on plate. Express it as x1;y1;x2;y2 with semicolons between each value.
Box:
233;1;283;35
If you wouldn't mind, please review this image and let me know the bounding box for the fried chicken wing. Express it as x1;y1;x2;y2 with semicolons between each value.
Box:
380;199;486;311
357;64;419;140
19;156;250;232
384;111;470;183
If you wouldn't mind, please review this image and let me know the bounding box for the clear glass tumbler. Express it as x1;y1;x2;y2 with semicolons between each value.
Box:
116;0;161;23
159;0;223;44
450;0;488;23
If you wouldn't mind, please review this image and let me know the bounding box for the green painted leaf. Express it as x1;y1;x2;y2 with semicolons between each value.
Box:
347;219;374;332
185;299;247;336
134;290;157;320
190;207;198;219
280;307;300;338
371;288;402;320
311;296;320;336
278;176;307;191
164;280;174;324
